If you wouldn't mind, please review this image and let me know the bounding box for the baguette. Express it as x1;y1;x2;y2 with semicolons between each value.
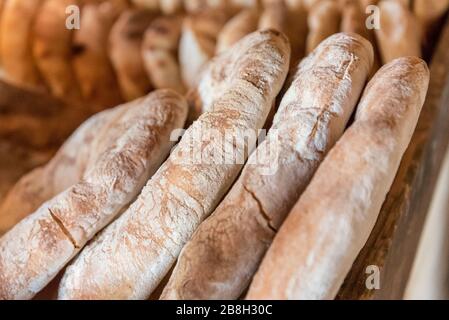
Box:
0;106;119;236
0;89;188;300
375;0;422;64
161;33;374;300
109;9;155;101
142;15;186;94
179;8;231;88
33;0;83;104
58;30;291;300
413;0;449;32
340;0;370;39
0;0;44;90
341;0;381;76
260;1;307;65
72;1;127;111
306;0;341;54
247;56;430;300
216;8;259;54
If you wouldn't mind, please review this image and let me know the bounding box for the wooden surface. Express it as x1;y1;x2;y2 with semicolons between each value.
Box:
337;17;449;300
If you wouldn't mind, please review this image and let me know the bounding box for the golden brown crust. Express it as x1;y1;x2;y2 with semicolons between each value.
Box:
247;57;429;300
109;8;155;101
72;1;127;111
142;15;186;94
0;0;45;90
375;0;422;64
306;0;341;54
179;8;232;88
216;8;260;54
413;0;449;32
33;0;83;104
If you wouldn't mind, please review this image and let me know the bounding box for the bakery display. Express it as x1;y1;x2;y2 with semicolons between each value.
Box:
0;0;448;300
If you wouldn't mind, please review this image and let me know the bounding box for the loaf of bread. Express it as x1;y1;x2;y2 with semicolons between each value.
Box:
161;32;374;300
142;15;186;94
0;0;44;90
414;0;449;32
375;0;422;64
247;56;430;300
259;0;307;64
179;8;231;88
109;8;155;101
0;90;188;300
72;0;127;111
306;0;341;54
33;0;83;103
57;30;291;300
340;0;370;39
216;8;259;54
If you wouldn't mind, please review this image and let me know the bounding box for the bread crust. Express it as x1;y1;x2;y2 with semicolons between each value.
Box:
0;0;45;90
161;32;374;300
142;15;186;94
58;30;290;300
375;0;422;64
246;56;429;300
0;90;188;300
33;0;83;103
216;8;259;54
413;0;449;32
306;0;341;54
72;1;127;111
109;8;155;101
179;8;231;88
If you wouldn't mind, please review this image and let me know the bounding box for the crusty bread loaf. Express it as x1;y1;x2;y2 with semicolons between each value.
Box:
72;1;127;111
216;8;259;54
375;0;422;64
247;56;430;300
0;0;45;90
161;32;374;300
179;8;231;88
109;8;155;101
0;89;188;300
142;15;186;94
33;0;83;104
306;0;341;54
57;30;291;300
